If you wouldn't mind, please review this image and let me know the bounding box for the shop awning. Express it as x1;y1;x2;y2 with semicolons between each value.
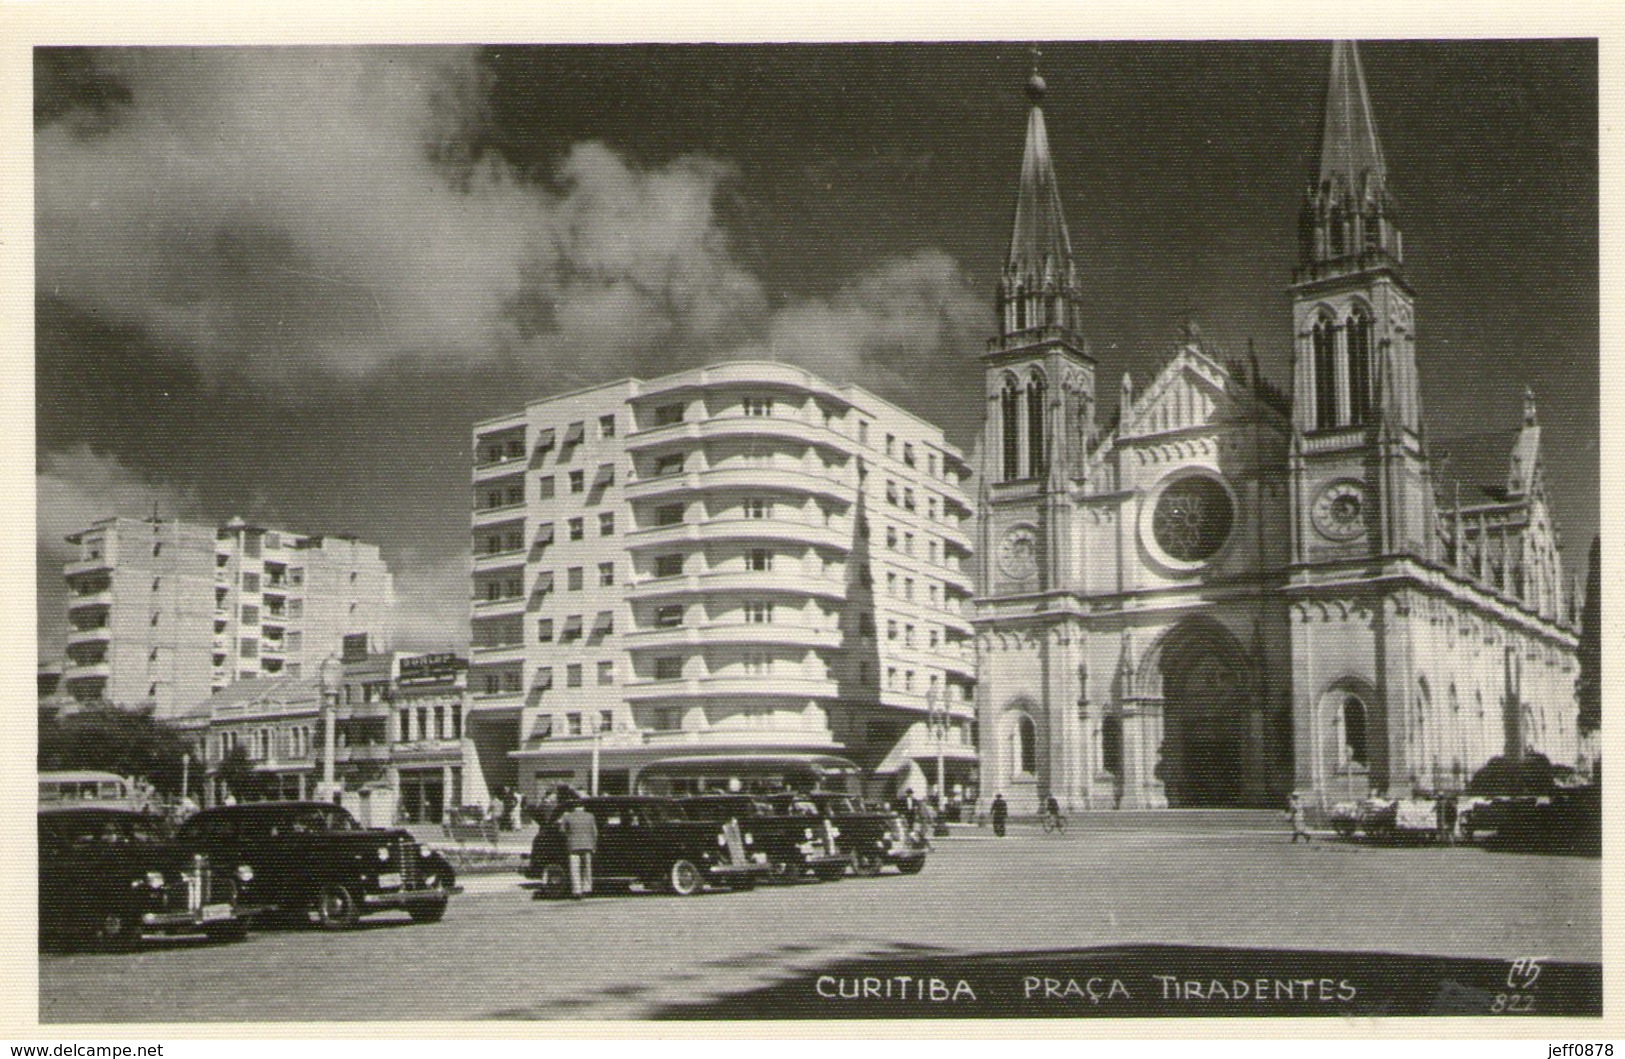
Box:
535;428;556;452
533;667;553;691
535;522;554;546
533;571;554;594
563;421;585;445
595;462;616;486
561;615;583;640
593;610;615;634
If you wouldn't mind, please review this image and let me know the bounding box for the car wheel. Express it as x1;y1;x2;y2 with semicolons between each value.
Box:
93;911;140;951
852;850;883;877
204;920;249;943
666;859;703;896
408;899;448;924
897;858;926;875
533;862;570;900
312;884;360;930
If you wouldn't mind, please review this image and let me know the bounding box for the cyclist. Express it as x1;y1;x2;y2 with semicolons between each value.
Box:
1043;795;1064;831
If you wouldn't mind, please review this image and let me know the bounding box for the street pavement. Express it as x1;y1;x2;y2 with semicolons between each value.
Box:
39;819;1600;1022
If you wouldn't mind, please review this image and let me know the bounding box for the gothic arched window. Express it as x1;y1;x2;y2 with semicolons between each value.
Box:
1313;312;1338;429
1347;304;1373;425
1027;371;1047;479
1012;713;1037;777
1000;374;1021;482
1342;695;1368;766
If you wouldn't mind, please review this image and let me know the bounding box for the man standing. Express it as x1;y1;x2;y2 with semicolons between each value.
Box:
559;800;598;899
1287;791;1312;844
990;793;1009;837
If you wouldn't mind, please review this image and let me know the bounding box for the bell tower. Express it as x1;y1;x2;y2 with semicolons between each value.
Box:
980;55;1096;599
1289;41;1433;564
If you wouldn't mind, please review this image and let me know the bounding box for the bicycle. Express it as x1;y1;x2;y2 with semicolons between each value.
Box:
1041;811;1067;834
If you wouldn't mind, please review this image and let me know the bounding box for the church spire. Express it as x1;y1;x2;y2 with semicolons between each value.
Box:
997;47;1083;346
1298;41;1403;273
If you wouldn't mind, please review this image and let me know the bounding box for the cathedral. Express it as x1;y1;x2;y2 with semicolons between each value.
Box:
972;42;1583;812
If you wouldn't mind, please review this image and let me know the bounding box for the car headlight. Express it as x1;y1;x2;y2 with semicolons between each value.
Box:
424;875;438;888
377;846;391;862
717;833;728;846
144;871;166;889
235;864;255;883
804;828;814;839
420;846;433;857
743;833;753;845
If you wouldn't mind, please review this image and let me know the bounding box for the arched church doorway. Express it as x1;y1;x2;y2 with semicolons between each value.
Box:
1156;620;1256;807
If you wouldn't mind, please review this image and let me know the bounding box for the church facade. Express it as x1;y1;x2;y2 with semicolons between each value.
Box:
973;43;1582;813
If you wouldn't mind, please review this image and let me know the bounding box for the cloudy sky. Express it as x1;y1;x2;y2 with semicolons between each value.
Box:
35;41;1598;657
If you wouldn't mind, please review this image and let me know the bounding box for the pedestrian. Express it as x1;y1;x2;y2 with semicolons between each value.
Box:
1437;794;1458;846
901;787;919;830
1287;791;1311;843
558;800;598;899
990;793;1008;837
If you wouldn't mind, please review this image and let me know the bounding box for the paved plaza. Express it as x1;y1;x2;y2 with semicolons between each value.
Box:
40;819;1600;1022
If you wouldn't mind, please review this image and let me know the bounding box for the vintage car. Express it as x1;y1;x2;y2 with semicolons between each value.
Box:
175;801;459;929
764;792;927;876
527;796;776;897
39;805;255;949
679;794;851;881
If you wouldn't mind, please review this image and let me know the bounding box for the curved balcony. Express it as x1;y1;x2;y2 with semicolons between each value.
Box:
472;454;531;482
625;466;856;506
472;503;528;528
625;569;847;602
67;590;112;611
471;596;526;619
625;516;852;554
64;661;112;683
66;626;111;649
469;643;527;666
472;549;528;574
623;673;840;703
621;622;841;652
64;556;113;579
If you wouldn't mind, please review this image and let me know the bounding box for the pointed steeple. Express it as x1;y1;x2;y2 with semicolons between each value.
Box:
1298;41;1403;273
997;48;1084;347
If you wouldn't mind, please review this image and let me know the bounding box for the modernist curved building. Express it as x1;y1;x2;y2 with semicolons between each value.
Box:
468;362;977;800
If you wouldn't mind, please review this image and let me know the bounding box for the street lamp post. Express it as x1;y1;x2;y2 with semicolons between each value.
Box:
319;654;343;803
927;682;946;814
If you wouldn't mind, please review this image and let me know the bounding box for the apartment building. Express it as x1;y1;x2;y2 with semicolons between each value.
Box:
60;516;395;718
468;362;977;801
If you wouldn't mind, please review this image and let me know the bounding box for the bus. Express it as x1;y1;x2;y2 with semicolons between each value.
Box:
633;754;863;798
38;771;148;811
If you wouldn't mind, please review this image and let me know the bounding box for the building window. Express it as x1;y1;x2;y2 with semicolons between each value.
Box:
654;604;685;628
904;532;914;555
567;567;584;591
745;601;772;624
655;503;684;527
507;483;525;506
1313;311;1338;429
655;554;684;578
903;443;915;468
567;712;583;736
241;605;259;624
654;403;684;426
599;511;615;536
905;578;915;601
537;475;555;500
743;396;772;417
904;488;915;512
887;620;898;641
538;619;554;642
745;651;768;676
599;414;617;438
599;561;615;586
240;639;258;659
1343;696;1369;767
886;526;897;549
1014;714;1037;777
886;434;896;458
597;661;615;686
743;498;769;519
654;656;683;681
859;421;869;445
566;664;582;688
886;480;898;505
747;549;772;572
1347;304;1373;425
1027;370;1047;478
905;624;915;647
570;470;585;494
568;517;584;541
1001;373;1022;481
241;572;260;592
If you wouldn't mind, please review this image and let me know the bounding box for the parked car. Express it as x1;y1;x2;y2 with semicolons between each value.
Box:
680;794;851;881
174;801;459;929
39;805;255;949
527;796;776;897
764;792;927;876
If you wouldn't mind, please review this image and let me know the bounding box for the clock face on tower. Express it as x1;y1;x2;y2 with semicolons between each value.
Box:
997;525;1038;580
1312;479;1369;541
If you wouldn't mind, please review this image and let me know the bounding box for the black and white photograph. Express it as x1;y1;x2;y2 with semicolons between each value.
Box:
15;9;1607;1033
